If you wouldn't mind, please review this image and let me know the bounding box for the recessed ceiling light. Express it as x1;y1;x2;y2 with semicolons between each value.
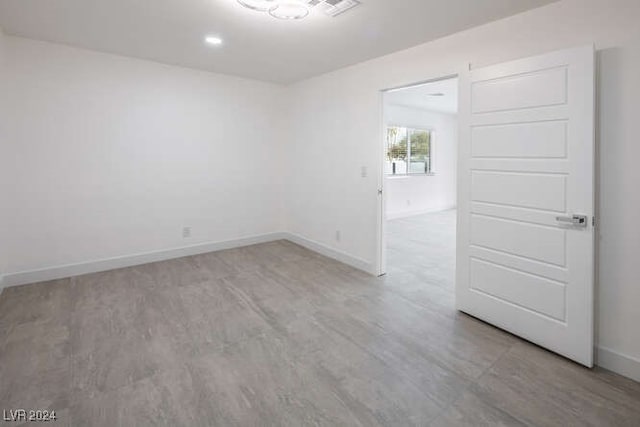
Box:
205;36;223;46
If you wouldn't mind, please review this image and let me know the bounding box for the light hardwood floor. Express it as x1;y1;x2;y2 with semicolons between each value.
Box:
1;210;639;426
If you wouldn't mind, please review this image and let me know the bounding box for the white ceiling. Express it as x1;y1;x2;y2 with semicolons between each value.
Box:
385;78;458;115
0;0;557;84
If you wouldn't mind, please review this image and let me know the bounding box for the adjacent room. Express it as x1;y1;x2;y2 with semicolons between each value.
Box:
1;0;640;425
382;78;458;296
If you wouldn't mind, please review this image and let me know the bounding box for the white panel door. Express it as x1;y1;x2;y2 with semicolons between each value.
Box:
456;46;595;366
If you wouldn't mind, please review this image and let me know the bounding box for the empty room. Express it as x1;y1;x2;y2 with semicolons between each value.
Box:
1;0;639;426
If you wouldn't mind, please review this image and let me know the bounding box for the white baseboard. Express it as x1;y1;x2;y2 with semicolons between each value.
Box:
283;232;376;275
1;232;287;288
597;346;640;382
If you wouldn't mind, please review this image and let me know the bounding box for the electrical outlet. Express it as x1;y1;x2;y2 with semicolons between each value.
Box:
182;226;191;238
360;166;367;178
335;230;341;242
407;199;411;206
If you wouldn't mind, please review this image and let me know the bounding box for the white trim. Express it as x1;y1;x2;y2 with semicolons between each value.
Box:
284;232;376;275
597;346;640;383
383;74;459;94
1;232;287;288
377;90;386;276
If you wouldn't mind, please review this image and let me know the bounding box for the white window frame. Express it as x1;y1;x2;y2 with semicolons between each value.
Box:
385;125;435;176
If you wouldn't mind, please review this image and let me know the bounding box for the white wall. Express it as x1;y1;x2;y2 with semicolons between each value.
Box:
283;0;640;379
384;105;457;219
3;37;286;275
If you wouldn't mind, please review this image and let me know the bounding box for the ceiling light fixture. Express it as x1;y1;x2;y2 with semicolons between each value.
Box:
205;36;223;45
269;1;310;20
237;0;277;12
236;0;360;21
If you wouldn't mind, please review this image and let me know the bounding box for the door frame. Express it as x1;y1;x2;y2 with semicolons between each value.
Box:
376;73;460;276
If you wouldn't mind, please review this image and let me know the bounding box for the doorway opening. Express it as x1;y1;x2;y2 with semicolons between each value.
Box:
378;76;459;299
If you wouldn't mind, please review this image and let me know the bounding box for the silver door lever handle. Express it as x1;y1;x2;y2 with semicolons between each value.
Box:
556;214;587;227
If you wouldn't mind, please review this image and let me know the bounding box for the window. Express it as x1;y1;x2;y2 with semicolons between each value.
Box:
386;126;433;175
